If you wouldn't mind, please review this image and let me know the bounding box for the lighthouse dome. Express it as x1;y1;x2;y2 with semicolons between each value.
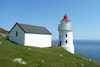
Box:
59;14;73;31
61;14;70;21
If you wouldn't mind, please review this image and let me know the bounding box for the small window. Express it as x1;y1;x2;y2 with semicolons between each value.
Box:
66;40;67;44
16;31;18;37
66;34;67;37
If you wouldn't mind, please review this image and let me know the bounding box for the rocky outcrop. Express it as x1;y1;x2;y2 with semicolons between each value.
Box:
0;33;9;39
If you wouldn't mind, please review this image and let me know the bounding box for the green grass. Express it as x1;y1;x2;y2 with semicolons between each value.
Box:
0;38;100;67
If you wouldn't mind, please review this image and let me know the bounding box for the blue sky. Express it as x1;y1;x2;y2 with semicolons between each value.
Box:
0;0;100;40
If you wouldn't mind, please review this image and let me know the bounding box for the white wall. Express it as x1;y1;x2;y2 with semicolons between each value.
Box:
9;24;25;45
59;31;73;46
25;33;52;47
58;20;74;53
59;30;74;53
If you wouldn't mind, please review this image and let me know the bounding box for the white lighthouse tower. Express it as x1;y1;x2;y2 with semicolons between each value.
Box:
58;14;74;54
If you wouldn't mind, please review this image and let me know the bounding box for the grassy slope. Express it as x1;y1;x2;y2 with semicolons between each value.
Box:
0;28;9;34
0;38;100;67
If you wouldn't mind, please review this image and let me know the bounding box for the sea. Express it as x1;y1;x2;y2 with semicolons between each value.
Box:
52;40;100;62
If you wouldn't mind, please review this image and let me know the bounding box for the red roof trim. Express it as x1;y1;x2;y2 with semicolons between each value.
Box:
9;22;26;33
9;23;17;33
17;23;26;33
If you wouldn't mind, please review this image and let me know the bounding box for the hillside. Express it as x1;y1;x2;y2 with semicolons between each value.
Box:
0;28;9;34
0;38;100;67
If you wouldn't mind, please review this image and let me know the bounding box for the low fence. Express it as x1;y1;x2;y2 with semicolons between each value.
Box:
52;42;58;47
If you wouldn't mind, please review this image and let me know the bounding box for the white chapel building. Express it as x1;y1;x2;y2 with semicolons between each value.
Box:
9;23;52;48
58;14;74;53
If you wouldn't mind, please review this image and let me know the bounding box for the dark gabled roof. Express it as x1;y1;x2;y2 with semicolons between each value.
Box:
9;23;52;35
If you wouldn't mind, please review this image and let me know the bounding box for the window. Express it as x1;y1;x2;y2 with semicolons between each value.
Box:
66;34;67;37
66;40;67;44
16;31;18;37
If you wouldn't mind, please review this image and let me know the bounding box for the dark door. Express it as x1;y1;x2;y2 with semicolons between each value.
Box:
59;41;61;46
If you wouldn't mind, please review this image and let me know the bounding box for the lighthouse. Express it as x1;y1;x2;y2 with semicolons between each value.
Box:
58;14;74;54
